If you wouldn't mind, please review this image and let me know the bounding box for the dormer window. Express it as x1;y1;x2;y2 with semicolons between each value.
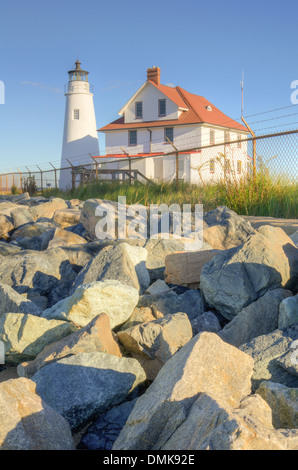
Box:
135;101;143;119
159;99;166;117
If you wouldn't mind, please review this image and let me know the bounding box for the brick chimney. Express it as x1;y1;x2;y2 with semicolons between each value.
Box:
147;66;160;86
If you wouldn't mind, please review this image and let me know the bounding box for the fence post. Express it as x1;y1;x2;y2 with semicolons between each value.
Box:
17;169;22;193
50;163;58;190
120;147;132;184
66;159;75;191
37;166;43;194
241;117;256;180
166;137;180;190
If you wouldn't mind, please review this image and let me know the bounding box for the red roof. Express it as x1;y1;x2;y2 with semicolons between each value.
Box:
98;81;247;133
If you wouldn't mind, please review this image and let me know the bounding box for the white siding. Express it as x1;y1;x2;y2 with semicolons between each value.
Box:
124;83;180;123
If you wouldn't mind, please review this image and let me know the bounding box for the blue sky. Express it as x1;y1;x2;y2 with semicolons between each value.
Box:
0;0;298;172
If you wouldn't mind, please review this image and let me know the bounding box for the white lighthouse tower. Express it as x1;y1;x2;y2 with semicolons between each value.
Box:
60;60;99;190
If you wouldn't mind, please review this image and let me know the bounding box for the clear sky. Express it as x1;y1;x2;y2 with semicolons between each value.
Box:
0;0;297;172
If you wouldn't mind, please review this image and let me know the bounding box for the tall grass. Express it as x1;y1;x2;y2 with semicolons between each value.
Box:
42;172;298;219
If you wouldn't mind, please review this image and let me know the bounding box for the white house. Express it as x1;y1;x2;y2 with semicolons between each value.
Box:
98;67;250;184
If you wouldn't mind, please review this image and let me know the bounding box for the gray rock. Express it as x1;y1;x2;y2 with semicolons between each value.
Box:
117;313;193;380
42;280;139;329
203;206;255;250
138;289;205;322
70;244;140;293
219;289;293;348
191;311;222;336
0;283;42;317
240;325;298;391
10;222;55;240
113;332;254;450
290;230;298;247
0;313;76;365
0;248;77;308
0;241;23;257
0;378;75;450
11;206;34;228
278;295;298;329
79;399;138;450
256;381;298;429
0;214;14;238
32;352;146;431
200;226;298;320
161;393;298;450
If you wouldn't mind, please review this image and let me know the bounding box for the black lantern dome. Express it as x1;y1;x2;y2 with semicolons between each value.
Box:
68;60;89;82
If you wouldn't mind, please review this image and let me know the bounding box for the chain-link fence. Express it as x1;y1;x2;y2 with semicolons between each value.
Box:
0;129;297;194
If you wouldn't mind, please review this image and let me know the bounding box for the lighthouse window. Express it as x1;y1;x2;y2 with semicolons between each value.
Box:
73;109;80;120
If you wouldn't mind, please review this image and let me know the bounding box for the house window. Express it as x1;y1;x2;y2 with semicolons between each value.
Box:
224;131;230;146
159;99;166;116
164;127;174;143
129;130;137;146
210;130;215;145
210;159;215;173
135;101;143;119
237;160;242;174
237;135;242;148
73;109;80;120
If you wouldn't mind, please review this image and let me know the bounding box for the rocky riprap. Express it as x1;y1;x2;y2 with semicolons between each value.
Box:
0;193;297;450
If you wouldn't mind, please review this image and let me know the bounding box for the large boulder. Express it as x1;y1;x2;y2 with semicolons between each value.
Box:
79;398;138;450
219;289;293;348
0;214;14;238
0;248;77;307
0;201;20;217
278;294;298;329
81;198;129;241
11;206;34;228
70;243;141;293
10;221;55;240
0;241;23;257
240;325;298;391
113;332;254;450
161;393;298;450
203;206;256;250
32;352;146;431
47;227;87;249
42;280;139;329
117;313;193;380
0;283;42;318
145;238;195;281
52;209;81;228
0;378;75;450
18;313;122;378
138;289;206;328
118;307;164;332
200;226;298;320
29;198;68;221
165;249;219;288
256;381;298;429
0;313;76;365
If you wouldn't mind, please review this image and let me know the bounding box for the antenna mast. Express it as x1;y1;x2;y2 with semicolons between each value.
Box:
241;69;244;118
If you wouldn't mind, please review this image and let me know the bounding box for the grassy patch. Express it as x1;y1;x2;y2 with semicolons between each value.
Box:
41;172;298;219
